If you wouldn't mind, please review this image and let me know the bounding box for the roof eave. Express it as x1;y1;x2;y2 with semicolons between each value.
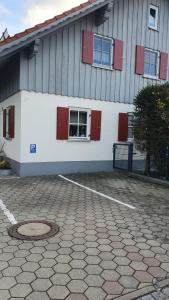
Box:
0;0;111;61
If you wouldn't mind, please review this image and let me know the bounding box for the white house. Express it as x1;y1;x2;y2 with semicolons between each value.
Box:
0;0;168;176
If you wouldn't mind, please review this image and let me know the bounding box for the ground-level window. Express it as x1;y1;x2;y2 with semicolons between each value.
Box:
69;109;89;139
128;113;134;140
3;106;15;139
148;5;159;30
93;35;112;67
144;49;159;78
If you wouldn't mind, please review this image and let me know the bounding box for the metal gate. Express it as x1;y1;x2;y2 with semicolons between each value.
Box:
113;143;133;172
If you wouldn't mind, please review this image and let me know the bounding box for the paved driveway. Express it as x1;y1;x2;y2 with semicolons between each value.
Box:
0;172;169;300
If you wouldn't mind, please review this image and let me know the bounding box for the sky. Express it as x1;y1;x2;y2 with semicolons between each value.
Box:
0;0;86;37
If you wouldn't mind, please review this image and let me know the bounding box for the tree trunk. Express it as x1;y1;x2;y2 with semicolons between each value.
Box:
145;151;151;175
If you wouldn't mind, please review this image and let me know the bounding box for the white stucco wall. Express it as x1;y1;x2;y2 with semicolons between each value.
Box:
20;91;133;163
0;92;21;162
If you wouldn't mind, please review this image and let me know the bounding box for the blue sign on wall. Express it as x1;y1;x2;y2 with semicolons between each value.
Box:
30;144;37;154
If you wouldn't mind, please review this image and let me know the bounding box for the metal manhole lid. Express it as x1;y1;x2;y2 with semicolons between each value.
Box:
8;220;59;241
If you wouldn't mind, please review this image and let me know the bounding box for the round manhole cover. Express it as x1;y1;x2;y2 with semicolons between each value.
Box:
8;220;59;241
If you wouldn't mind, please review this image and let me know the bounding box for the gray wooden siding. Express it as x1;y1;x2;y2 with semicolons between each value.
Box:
0;55;20;102
19;0;169;104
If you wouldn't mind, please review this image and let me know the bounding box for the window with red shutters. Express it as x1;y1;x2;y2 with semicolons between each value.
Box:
90;110;102;141
113;39;123;71
118;113;128;142
82;31;93;65
3;106;15;139
57;107;69;140
159;52;168;80
135;45;145;75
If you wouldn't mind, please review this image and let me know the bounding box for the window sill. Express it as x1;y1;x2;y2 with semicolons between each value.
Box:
143;74;159;80
148;26;159;32
92;64;113;71
68;138;90;142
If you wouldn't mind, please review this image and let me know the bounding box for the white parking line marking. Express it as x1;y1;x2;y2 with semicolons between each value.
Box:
0;199;17;225
59;175;136;210
0;177;20;180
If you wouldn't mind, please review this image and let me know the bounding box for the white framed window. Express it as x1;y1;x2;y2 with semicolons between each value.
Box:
69;108;90;140
148;5;159;30
144;49;159;78
93;34;113;68
128;113;134;140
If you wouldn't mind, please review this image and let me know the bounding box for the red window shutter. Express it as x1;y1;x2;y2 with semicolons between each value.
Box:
135;45;145;75
159;52;168;80
3;109;6;138
57;107;69;140
118;113;128;142
9;106;15;139
113;39;123;71
90;110;102;141
82;31;93;65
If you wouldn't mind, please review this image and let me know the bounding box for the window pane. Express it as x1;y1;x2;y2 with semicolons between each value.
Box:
69;125;78;137
70;111;78;123
79;112;87;124
144;50;158;76
128;127;133;139
102;52;111;66
149;8;156;27
94;50;102;64
149;64;156;76
94;37;102;50
102;39;111;52
79;125;87;137
128;114;134;126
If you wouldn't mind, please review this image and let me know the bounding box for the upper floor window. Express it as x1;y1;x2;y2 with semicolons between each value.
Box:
93;35;112;68
144;49;159;78
148;5;159;30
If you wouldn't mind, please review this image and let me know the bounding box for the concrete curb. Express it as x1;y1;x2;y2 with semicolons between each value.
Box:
114;278;169;300
115;170;169;187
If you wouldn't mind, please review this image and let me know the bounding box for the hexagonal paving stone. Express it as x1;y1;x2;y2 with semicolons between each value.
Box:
71;252;87;260
0;290;10;300
67;280;88;293
70;260;87;269
119;276;139;289
100;261;117;270
31;278;52;291
48;285;70;299
114;257;130;266
9;258;26;267
85;265;102;275
35;267;54;278
16;272;36;283
2;267;22;277
0;277;16;289
103;281;124;295
51;273;70;285
69;269;87;279
10;284;32;298
39;259;56;267
85;256;101;265
127;253;143;261
130;261;148;271
54;263;71;273
85;287;106;300
161;263;169;272
143;258;160;267
101;270;120;281
22;262;40;272
116;266;134;276
85;275;104;287
26;291;50;300
56;255;72;263
148;267;167;278
134;271;153;283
